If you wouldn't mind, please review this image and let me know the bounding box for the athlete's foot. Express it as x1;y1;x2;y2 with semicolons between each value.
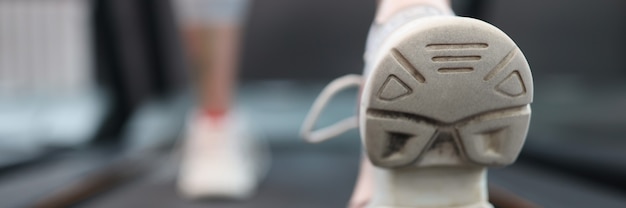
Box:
362;11;532;208
178;110;268;200
303;1;533;207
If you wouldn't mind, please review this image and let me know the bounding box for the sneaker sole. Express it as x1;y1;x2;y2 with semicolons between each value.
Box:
360;16;533;168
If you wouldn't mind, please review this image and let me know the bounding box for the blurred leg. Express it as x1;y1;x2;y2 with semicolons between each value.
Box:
174;0;266;200
178;1;244;120
184;26;240;119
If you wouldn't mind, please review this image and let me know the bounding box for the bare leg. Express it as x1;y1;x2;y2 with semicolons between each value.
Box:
174;0;262;199
180;14;242;120
349;156;375;208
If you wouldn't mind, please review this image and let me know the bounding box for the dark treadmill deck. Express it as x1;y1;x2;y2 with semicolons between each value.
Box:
76;141;626;208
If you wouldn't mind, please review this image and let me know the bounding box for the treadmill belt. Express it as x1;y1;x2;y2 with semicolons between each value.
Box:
76;143;626;208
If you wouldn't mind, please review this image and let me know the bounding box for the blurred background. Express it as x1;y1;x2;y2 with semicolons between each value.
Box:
0;0;626;207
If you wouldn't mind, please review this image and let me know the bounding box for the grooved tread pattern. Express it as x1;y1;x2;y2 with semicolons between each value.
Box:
361;17;533;168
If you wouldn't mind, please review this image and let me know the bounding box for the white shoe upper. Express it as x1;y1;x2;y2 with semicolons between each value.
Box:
178;111;268;200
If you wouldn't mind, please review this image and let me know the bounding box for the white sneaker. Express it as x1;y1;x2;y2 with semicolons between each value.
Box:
178;111;268;200
302;6;533;208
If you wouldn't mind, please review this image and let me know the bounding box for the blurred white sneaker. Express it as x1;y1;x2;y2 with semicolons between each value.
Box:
178;111;268;200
